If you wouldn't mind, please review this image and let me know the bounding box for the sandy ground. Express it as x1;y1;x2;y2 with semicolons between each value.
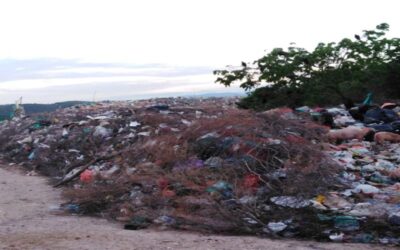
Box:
0;166;396;250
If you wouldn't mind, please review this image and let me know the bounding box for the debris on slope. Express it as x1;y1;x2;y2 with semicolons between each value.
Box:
0;97;399;245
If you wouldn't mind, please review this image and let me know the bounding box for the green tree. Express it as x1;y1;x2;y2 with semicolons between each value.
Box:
214;23;400;110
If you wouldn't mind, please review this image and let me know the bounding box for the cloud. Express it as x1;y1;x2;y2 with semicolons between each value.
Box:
0;58;213;82
0;58;243;104
1;81;242;104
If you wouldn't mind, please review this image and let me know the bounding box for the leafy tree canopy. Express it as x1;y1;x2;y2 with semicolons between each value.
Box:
214;23;400;110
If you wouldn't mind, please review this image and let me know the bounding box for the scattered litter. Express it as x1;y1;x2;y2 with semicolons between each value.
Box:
270;196;310;208
0;97;399;245
267;222;287;233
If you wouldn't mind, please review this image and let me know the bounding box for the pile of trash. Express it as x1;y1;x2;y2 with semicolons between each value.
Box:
293;103;400;244
0;97;398;245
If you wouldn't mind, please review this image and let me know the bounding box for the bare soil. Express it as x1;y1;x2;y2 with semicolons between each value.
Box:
0;166;395;250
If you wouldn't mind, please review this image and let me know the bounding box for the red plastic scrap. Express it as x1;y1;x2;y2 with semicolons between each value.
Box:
157;177;170;190
161;188;176;198
80;169;94;183
313;107;325;112
243;174;260;189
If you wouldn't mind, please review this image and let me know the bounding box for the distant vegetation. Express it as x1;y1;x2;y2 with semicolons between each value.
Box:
214;23;400;110
0;101;91;120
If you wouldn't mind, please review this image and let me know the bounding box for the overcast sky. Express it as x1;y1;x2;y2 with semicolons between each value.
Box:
0;0;399;103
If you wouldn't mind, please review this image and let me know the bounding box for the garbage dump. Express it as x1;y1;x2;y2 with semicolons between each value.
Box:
0;97;399;245
296;103;400;244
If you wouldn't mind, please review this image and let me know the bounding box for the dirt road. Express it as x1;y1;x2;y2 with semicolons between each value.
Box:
0;166;395;250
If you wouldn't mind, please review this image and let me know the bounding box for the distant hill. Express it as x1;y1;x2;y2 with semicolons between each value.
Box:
183;92;245;98
0;101;91;120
